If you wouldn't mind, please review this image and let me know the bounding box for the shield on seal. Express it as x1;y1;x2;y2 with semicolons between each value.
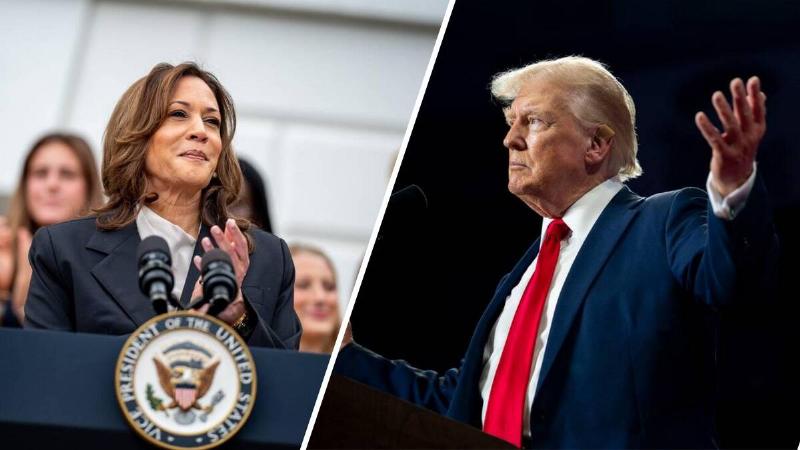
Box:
175;386;197;410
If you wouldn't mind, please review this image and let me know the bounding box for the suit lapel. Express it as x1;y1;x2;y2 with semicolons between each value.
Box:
468;239;542;361
534;186;643;397
88;222;214;321
87;222;152;327
448;238;542;425
178;224;211;307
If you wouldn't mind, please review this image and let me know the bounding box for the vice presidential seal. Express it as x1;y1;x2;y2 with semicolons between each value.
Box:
115;312;257;449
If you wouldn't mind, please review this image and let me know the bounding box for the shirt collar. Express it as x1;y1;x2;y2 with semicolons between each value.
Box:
136;205;198;246
541;178;624;243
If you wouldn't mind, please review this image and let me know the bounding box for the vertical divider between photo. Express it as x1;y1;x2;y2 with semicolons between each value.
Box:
299;1;458;448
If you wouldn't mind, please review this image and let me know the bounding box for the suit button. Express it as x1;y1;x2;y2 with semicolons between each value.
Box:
534;411;546;422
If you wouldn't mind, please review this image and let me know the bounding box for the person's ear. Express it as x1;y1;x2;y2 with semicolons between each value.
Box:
586;124;615;165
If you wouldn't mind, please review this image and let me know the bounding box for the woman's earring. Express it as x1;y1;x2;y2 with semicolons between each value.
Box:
212;171;218;178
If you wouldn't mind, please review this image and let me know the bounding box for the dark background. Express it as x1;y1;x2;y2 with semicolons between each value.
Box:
350;0;799;448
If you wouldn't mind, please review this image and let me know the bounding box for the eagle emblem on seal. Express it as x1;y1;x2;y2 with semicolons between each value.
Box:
147;341;225;425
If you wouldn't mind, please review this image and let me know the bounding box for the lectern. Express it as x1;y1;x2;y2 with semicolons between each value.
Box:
0;328;327;449
308;374;514;449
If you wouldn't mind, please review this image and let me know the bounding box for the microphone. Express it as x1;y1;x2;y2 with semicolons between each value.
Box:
201;248;238;317
377;184;428;242
137;236;175;315
389;184;428;212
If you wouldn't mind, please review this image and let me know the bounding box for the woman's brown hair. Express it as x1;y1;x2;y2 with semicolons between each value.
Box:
8;133;103;234
95;62;252;250
6;132;102;287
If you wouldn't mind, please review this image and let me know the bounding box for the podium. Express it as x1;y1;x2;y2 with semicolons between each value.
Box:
308;375;514;449
0;328;328;449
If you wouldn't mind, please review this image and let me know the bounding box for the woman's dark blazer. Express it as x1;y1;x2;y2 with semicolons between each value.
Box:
23;216;301;349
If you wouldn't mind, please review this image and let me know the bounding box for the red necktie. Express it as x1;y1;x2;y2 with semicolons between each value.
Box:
484;218;570;447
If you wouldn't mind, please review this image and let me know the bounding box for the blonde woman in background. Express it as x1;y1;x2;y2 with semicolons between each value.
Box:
290;244;341;353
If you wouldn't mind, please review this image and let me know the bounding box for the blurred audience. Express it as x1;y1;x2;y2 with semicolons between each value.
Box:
230;158;273;233
0;218;13;304
290;244;341;353
0;133;102;327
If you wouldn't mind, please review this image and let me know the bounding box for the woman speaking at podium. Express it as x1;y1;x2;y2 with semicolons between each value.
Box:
23;62;301;349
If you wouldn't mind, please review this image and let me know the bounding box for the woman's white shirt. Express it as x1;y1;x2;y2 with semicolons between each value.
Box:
135;205;198;304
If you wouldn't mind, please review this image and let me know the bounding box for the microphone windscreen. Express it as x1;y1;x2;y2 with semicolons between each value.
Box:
137;235;171;264
201;248;233;272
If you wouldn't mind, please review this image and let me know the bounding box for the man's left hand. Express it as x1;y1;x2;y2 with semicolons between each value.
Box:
695;76;766;197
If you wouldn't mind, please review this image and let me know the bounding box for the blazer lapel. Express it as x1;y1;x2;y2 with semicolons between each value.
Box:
178;224;211;307
448;238;542;425
534;186;643;397
87;222;151;327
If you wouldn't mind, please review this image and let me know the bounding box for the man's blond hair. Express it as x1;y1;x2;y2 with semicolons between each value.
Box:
491;56;642;181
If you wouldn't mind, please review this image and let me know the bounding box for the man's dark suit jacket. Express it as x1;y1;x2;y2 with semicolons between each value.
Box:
24;216;301;349
335;177;779;448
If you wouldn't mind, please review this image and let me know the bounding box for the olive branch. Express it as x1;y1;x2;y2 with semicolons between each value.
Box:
146;383;169;417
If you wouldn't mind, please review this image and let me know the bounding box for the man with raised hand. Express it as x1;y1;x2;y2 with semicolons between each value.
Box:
336;56;778;449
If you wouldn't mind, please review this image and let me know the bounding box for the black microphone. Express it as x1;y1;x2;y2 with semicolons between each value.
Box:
137;236;175;315
390;184;428;212
201;248;238;317
377;184;428;242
